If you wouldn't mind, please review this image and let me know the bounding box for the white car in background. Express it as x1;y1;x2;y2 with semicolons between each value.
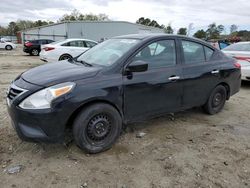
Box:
222;42;250;81
0;40;16;50
40;38;97;62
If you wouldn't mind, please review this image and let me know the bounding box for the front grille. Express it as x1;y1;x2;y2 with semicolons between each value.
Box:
7;84;27;101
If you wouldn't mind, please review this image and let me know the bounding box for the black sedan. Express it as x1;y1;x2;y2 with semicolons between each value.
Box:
7;34;241;153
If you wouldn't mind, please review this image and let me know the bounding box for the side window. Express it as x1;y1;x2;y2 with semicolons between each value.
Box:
61;41;86;47
132;40;176;69
39;40;47;45
181;41;205;64
204;47;214;61
85;41;97;48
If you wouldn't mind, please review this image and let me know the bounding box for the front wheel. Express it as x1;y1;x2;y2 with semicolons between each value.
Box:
203;85;227;115
59;54;72;61
73;103;122;154
5;45;13;50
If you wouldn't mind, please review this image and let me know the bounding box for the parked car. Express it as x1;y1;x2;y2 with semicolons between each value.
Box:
7;34;241;153
23;39;54;56
39;38;97;62
222;42;250;81
0;40;16;50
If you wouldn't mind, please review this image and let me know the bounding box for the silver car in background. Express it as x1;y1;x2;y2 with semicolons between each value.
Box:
222;42;250;81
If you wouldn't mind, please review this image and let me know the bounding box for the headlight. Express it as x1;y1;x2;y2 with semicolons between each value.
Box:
19;82;75;109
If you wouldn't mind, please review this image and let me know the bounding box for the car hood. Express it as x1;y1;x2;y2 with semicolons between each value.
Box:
21;60;101;87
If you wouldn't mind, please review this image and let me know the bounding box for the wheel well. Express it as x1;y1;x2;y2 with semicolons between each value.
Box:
5;45;12;48
218;82;230;99
65;100;123;131
59;54;72;60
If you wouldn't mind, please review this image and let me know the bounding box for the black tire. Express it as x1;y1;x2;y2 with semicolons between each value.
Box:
5;45;13;50
203;85;227;115
73;103;122;154
30;49;39;56
59;54;72;61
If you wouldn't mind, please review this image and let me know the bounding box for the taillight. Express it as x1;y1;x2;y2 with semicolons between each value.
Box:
234;62;241;69
44;47;55;51
25;42;32;47
233;56;250;62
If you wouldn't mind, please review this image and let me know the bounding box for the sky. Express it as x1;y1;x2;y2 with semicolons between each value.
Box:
1;0;250;33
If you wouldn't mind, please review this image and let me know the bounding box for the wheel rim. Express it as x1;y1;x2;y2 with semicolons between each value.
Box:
32;50;38;55
6;46;11;50
212;91;224;108
86;114;112;143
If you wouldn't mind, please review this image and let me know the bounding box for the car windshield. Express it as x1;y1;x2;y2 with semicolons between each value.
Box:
223;43;250;51
77;38;140;66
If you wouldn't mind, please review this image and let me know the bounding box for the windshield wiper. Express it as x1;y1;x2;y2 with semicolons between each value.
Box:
73;59;93;67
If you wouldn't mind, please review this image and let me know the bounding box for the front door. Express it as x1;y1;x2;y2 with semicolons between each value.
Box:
123;39;183;122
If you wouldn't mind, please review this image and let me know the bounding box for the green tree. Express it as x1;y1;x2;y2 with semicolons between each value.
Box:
206;23;224;39
7;22;19;35
0;26;7;35
193;29;207;39
177;27;187;35
164;24;174;34
136;17;163;29
59;9;109;22
230;24;238;34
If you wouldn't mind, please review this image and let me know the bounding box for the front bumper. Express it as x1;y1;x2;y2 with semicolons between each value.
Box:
6;78;75;143
7;104;66;143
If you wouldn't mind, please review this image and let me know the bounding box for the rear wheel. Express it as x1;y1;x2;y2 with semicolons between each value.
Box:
5;45;13;50
59;54;72;61
73;103;122;154
30;49;39;56
203;85;227;115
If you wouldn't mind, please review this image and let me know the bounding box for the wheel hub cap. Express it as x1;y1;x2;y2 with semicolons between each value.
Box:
87;114;111;141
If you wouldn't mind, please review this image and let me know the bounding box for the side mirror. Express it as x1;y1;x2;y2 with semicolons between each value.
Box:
127;60;148;72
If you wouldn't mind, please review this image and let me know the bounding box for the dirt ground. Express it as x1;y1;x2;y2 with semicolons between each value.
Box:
0;46;250;188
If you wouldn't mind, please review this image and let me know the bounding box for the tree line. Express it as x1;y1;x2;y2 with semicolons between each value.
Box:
0;10;249;41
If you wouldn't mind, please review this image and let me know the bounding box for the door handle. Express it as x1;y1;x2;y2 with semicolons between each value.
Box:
211;70;219;74
168;76;180;81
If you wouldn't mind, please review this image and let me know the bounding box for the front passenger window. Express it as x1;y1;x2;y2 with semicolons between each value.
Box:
132;40;176;69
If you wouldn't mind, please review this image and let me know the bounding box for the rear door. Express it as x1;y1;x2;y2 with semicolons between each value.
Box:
180;39;221;108
123;38;183;121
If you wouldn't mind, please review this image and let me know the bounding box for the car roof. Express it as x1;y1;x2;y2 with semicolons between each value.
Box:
113;33;215;48
63;38;97;43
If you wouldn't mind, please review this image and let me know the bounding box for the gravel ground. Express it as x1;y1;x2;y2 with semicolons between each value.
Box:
0;46;250;188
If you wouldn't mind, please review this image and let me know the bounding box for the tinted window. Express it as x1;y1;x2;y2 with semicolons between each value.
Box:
46;40;54;44
62;40;86;47
182;41;205;64
132;40;176;69
204;47;214;61
85;41;97;48
39;40;47;45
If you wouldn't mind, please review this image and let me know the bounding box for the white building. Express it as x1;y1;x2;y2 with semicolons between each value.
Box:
18;21;164;43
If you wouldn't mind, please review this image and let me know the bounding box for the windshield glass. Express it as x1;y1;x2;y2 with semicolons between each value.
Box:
223;43;250;51
77;38;140;66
